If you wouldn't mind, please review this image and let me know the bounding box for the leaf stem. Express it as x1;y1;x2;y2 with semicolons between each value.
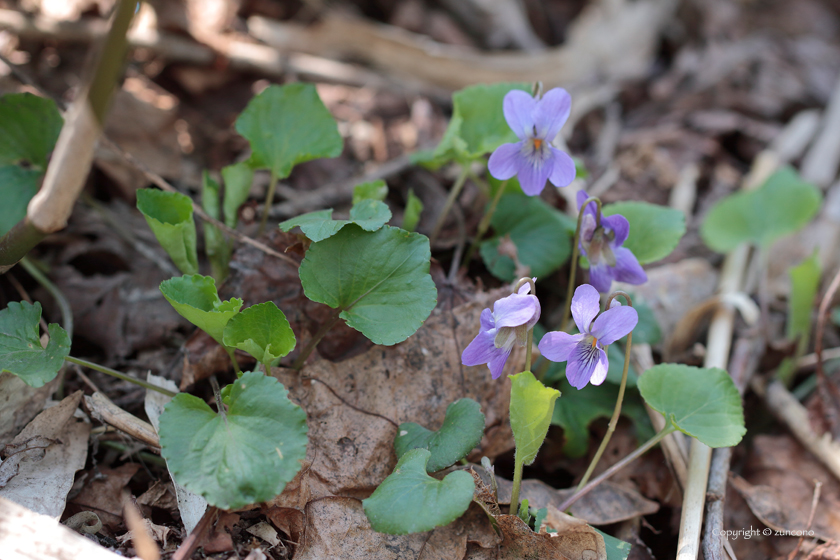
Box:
19;257;73;339
225;347;241;376
576;292;634;490
292;308;343;370
65;356;176;397
558;424;675;512
462;179;507;267
259;170;278;235
509;452;525;518
430;166;470;246
560;196;602;331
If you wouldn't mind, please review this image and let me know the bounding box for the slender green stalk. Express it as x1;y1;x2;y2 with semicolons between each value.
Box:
462;180;507;266
558;424;676;512
560;196;602;331
19;257;73;339
292;308;343;370
65;356;176;397
513;277;537;372
225;347;241;376
509;452;525;518
576;292;634;490
430;167;470;245
259;170;279;235
100;441;167;467
468;171;491;198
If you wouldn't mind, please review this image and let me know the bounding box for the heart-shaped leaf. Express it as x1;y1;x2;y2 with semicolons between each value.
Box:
509;371;560;465
222;302;296;369
221;161;254;228
362;448;475;535
700;167;822;253
394;398;485;472
353;180;388;204
137;188;199;275
236;83;342;179
480;194;574;281
638;364;745;448
299;225;437;345
0;93;63;235
602;202;685;265
0;301;70;388
159;371;308;509
159;275;243;344
279;199;392;242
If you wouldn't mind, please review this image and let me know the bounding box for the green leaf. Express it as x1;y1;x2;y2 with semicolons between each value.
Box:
509;371;560;465
551;379;653;458
159;275;243;344
0;93;63;235
279;200;392;242
531;507;548;532
159;371;308;509
221;161;254;228
480;194;573;282
202;171;231;282
638;364;746;448
604;344;639;386
137;189;199;275
596;528;632;560
394;398;485;472
701;167;822;253
362;448;475;535
778;251;821;383
353;180;388;204
401;189;423;233
433;83;530;164
0;301;70;388
235;83;342;179
299;225;437;345
602;202;685;265
222;302;296;369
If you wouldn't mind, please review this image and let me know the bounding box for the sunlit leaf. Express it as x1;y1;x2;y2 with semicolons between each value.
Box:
137;189;199;275
159;274;242;344
639;364;745;448
222;302;296;369
509;371;560;465
299;225;437;345
362;448;475;535
394;398;485;472
353;180;388;204
159;371;308;509
279;200;392;242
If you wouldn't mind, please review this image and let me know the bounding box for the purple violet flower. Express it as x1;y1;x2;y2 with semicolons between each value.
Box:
462;282;541;379
577;191;647;293
538;284;637;389
488;88;576;196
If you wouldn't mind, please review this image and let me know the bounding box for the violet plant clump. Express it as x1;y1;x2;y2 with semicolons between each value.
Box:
488;88;577;196
577;191;647;293
461;280;540;378
540;284;638;389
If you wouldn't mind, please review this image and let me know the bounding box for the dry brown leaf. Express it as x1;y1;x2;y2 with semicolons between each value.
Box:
69;463;140;530
544;506;607;560
0;372;60;447
806;541;840;560
203;511;239;554
495;515;571;560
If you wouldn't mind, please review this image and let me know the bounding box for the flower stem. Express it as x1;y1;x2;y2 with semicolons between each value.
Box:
560;196;602;331
291;308;343;370
429;166;470;246
558;424;676;512
65;356;177;397
19;257;73;339
509;451;525;518
462;180;507;267
576;292;634;490
513;277;537;372
258;170;278;235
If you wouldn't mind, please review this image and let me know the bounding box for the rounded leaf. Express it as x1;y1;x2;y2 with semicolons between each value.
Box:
362;449;475;535
137;189;199;275
159;274;243;344
299;225;437;345
638;364;745;448
0;301;70;388
394;398;485;472
159;371;308;509
602;202;685;265
222;302;296;368
509;371;560;465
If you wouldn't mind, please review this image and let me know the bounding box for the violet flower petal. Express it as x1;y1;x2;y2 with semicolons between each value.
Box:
538;331;584;363
493;293;538;328
602;213;630;246
577;190;597;216
461;330;499;367
518;159;552;196
588;348;610;386
570;284;600;333
566;342;606;389
547;147;576;188
613;248;648;285
587;264;614;293
487;347;512;379
503;90;537;140
488;141;523;180
533;88;572;140
590;306;638;345
478;308;495;331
